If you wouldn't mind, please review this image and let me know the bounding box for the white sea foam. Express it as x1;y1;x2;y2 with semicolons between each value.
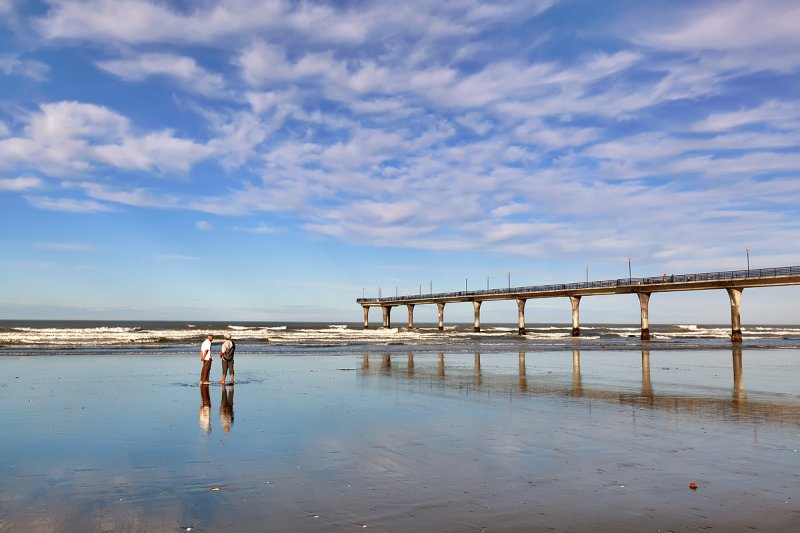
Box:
3;321;800;350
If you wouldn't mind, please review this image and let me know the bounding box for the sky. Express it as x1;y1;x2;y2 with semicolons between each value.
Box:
1;0;800;324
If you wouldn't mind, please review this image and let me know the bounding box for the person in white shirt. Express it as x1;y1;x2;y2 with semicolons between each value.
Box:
200;334;213;384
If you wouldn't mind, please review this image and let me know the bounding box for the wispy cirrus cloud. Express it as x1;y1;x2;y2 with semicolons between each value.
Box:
32;242;94;251
0;176;43;191
0;54;49;80
96;53;227;98
0;0;797;275
24;195;115;213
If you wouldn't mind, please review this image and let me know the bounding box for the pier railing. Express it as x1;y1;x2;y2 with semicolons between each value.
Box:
356;265;800;303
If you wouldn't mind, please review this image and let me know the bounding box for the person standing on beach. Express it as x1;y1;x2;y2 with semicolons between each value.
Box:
200;334;213;384
218;333;235;385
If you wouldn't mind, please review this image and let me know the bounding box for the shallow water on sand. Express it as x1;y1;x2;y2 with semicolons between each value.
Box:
1;349;799;532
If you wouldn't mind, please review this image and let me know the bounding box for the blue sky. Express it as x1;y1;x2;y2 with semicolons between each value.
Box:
1;0;800;324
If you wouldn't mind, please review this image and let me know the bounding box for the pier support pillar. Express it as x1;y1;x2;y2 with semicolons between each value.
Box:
473;301;482;332
362;306;370;329
406;304;415;330
516;299;527;335
381;306;392;329
569;296;581;336
437;303;445;331
726;288;743;343
637;292;651;341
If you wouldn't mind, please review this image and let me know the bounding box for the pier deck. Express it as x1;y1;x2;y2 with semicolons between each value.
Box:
356;266;800;342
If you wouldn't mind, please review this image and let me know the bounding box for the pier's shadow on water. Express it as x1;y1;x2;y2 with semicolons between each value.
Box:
359;346;799;426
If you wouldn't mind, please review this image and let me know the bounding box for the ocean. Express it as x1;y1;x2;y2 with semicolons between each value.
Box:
2;320;799;530
2;320;800;355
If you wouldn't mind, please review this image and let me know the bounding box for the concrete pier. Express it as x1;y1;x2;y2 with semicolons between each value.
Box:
406;304;415;329
638;292;651;340
517;299;526;335
727;288;743;343
357;265;800;343
381;306;392;328
569;296;581;336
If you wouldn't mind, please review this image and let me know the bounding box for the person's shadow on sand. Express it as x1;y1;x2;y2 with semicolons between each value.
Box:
199;383;211;433
220;384;234;432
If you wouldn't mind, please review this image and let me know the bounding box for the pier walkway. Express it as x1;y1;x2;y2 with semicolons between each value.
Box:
356;266;800;342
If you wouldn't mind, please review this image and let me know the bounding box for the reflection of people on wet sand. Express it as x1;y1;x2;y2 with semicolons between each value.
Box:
219;384;234;432
199;383;211;433
218;333;235;385
200;334;213;384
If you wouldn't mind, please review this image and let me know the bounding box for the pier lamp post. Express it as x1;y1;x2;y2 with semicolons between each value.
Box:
378;286;382;298
746;248;750;276
429;279;432;294
362;287;365;298
585;264;589;284
465;278;468;291
627;257;632;282
395;286;398;298
487;276;490;290
508;271;511;290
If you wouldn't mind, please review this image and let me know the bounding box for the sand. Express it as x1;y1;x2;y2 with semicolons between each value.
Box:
1;349;798;532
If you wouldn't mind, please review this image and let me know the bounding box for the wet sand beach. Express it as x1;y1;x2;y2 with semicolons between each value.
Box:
1;349;798;532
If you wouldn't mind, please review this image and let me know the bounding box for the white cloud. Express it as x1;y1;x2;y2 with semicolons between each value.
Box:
32;242;94;251
94;130;213;173
195;220;212;231
639;1;800;52
0;101;211;175
25;195;115;213
233;222;278;234
692;100;800;132
0;176;43;191
96;53;226;97
78;181;180;209
0;54;49;81
36;0;369;45
157;254;199;261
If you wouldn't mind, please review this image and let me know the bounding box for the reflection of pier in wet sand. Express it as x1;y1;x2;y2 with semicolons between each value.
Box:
360;348;798;425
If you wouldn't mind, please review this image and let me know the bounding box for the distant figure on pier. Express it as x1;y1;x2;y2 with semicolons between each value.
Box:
200;334;213;384
218;333;235;385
